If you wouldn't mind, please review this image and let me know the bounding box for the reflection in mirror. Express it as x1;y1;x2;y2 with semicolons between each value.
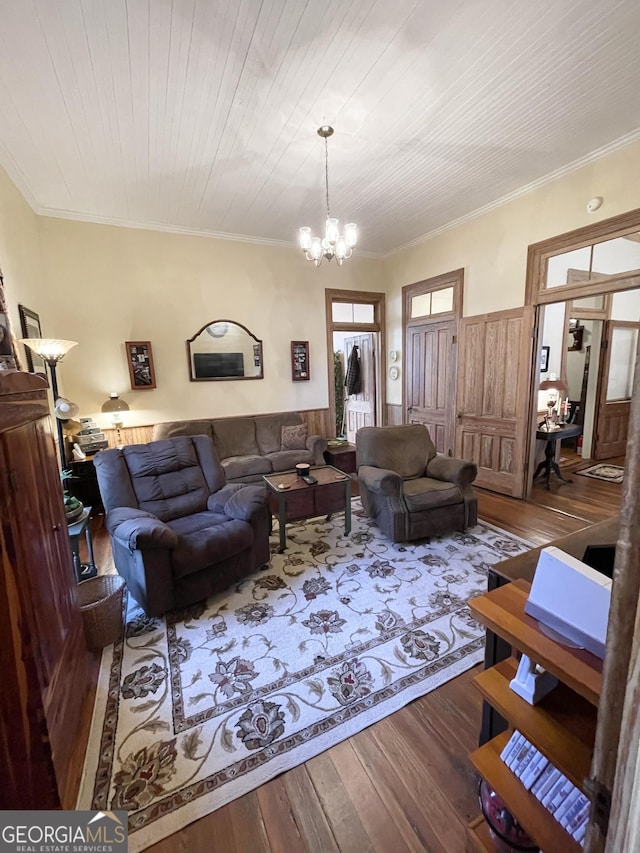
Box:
187;320;263;381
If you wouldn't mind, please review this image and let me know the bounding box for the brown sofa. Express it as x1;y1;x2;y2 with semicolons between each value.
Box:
152;412;327;484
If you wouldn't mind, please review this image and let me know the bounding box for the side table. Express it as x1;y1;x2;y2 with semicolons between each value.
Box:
533;423;582;488
67;507;98;582
323;443;357;475
68;456;103;514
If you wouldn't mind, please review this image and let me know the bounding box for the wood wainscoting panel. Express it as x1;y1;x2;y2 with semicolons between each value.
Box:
300;408;333;438
386;404;403;426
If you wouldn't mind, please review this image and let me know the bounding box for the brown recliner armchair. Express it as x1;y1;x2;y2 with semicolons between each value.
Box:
94;435;270;616
356;424;478;542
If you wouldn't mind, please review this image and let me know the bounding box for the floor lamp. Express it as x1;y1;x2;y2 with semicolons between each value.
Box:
20;338;78;471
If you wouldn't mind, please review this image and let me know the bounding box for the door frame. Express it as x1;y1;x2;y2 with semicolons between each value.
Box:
325;289;385;438
524;206;640;498
401;269;463;437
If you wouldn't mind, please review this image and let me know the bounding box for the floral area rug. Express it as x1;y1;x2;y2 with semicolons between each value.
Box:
576;463;625;483
77;500;530;851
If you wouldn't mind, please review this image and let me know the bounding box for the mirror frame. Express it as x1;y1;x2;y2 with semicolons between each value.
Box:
187;319;264;382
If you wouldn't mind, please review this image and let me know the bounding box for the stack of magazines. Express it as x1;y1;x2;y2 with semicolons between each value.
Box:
500;730;590;846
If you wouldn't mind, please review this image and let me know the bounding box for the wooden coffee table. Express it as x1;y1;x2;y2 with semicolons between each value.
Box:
263;465;352;552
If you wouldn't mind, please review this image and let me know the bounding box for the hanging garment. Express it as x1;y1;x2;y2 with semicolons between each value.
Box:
344;345;362;395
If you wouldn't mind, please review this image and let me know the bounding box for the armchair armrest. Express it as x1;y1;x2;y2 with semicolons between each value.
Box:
358;464;404;497
306;434;328;465
426;455;477;487
106;507;178;550
207;484;267;521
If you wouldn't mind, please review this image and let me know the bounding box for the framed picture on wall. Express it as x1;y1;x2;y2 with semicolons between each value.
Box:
291;340;310;381
125;341;156;389
540;345;550;373
18;304;44;372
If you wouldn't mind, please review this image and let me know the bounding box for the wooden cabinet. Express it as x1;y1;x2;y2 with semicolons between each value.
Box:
0;372;90;808
466;579;600;852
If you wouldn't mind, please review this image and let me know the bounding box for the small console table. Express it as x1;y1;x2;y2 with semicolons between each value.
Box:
67;507;98;582
534;422;582;488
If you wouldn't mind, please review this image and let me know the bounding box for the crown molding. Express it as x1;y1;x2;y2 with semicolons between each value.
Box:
35;207;297;249
35;206;382;258
384;129;640;258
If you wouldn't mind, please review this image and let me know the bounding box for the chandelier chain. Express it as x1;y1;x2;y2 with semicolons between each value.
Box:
324;135;331;219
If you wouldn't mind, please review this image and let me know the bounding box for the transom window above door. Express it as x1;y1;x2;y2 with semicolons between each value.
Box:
331;302;375;323
410;286;454;319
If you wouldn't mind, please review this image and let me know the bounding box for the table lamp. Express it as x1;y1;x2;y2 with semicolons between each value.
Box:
539;373;567;430
20;338;78;470
101;392;130;448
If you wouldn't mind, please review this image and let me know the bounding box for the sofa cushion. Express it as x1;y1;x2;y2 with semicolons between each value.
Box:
152;419;214;441
266;449;315;473
255;412;303;454
222;454;272;481
167;511;252;578
213;418;259;459
281;424;308;450
122;438;211;521
402;477;462;512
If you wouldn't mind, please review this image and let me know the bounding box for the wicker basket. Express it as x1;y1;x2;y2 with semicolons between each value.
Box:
78;574;126;649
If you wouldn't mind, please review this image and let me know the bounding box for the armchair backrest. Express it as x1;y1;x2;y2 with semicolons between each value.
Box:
356;424;437;480
94;435;227;521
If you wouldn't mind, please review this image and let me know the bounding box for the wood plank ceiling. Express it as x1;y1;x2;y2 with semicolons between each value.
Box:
0;0;639;255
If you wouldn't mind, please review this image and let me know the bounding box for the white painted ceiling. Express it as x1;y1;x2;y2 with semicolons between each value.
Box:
0;0;639;255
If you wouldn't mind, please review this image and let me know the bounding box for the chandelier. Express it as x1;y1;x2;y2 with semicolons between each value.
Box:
298;125;357;266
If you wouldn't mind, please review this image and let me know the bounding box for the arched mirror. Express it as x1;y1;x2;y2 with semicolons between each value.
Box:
187;320;263;381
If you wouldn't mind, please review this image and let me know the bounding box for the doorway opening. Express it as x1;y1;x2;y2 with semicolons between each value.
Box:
526;215;640;499
325;289;385;442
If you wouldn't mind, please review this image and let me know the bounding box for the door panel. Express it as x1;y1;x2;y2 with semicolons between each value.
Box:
456;307;534;497
344;334;376;443
593;321;638;459
406;320;456;455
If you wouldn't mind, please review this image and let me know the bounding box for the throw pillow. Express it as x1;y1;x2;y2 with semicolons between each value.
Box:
281;424;308;451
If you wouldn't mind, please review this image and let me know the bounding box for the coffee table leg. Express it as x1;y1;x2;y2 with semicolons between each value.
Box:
344;478;351;535
278;492;287;552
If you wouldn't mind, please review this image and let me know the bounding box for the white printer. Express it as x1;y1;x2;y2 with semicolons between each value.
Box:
524;546;612;659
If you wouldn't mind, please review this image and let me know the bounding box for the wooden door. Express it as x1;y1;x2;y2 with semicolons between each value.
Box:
344;334;376;443
405;319;457;455
455;307;534;497
593;320;639;460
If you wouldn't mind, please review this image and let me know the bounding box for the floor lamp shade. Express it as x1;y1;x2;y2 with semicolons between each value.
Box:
19;338;78;470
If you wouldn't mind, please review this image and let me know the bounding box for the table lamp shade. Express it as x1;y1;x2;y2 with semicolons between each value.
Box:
101;392;130;413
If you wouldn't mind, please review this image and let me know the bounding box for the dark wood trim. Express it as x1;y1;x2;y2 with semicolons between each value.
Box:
401;269;464;431
525;207;640;305
325;289;386;438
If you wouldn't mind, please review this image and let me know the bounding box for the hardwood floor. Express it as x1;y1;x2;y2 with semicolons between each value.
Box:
70;462;624;852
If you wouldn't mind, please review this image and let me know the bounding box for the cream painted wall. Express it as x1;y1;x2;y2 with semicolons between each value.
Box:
0;166;44;362
384;139;640;405
38;218;386;429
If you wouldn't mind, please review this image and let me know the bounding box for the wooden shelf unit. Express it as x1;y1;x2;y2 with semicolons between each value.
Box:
466;578;601;852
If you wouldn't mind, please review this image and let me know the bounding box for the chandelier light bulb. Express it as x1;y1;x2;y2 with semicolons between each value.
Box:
298;126;357;267
298;226;312;251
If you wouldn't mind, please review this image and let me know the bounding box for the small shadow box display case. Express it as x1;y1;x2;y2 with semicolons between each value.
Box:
291;340;310;381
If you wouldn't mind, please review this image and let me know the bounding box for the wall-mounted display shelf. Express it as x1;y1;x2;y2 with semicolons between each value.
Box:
291;340;310;381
